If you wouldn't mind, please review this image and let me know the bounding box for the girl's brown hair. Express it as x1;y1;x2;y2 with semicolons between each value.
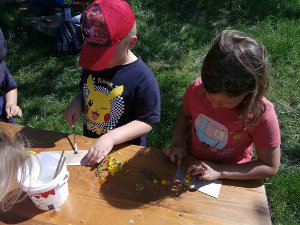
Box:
201;30;269;124
0;130;31;212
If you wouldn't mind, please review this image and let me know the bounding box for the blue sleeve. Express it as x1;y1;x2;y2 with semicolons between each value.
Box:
0;64;17;93
134;71;161;124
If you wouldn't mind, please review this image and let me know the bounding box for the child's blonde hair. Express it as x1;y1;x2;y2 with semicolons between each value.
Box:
120;22;137;46
0;130;31;212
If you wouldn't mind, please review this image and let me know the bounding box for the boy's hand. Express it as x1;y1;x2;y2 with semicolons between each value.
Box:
85;136;114;167
6;104;22;118
64;105;81;127
64;93;83;127
163;145;186;168
187;161;221;181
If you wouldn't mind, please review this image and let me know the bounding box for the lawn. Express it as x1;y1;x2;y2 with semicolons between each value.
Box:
0;0;299;224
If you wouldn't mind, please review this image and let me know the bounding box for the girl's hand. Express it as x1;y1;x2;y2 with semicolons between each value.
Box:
85;136;114;167
187;161;221;180
6;104;22;118
163;145;186;168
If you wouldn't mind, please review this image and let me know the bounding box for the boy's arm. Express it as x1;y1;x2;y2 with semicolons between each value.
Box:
64;92;83;127
5;88;22;117
103;120;152;145
68;92;83;110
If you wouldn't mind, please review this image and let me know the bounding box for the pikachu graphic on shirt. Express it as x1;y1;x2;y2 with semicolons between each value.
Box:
84;75;124;135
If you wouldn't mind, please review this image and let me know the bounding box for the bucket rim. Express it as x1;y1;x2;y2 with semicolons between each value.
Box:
18;152;68;192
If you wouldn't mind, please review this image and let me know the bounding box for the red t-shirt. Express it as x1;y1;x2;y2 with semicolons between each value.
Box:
183;78;281;164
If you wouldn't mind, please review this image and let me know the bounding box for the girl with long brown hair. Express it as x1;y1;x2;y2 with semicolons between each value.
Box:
164;30;281;180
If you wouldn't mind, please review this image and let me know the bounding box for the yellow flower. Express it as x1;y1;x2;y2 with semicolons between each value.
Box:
101;177;107;184
152;179;158;184
161;179;167;185
108;167;116;176
136;183;144;192
107;157;122;176
28;150;36;155
184;174;191;183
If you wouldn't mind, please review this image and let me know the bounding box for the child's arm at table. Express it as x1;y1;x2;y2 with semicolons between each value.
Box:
187;145;281;180
5;88;22;117
163;105;191;168
86;120;152;166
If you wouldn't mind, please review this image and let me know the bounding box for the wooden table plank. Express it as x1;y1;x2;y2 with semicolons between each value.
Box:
0;122;272;225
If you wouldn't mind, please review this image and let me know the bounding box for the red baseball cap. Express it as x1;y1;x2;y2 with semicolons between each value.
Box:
79;0;135;71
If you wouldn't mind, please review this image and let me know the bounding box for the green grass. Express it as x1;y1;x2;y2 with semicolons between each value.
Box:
0;0;300;223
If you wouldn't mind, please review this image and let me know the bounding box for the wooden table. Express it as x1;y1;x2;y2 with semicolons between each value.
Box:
0;122;272;225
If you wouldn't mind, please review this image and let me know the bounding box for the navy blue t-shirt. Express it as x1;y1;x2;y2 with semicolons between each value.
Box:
80;58;160;146
0;63;17;120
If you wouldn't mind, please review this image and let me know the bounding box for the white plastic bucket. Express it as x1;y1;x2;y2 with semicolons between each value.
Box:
17;152;69;210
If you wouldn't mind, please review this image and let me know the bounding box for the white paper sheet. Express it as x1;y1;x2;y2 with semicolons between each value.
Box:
49;150;88;166
174;169;222;198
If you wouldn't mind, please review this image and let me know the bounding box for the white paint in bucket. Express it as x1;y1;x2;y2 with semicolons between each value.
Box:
17;152;69;210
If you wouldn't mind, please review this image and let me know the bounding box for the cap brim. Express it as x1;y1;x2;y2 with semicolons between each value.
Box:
79;43;118;71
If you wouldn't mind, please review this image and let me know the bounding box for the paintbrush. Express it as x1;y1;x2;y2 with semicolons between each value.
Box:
73;126;78;154
53;150;65;179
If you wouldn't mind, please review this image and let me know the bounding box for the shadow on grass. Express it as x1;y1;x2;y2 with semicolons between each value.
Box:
138;0;300;24
132;0;300;63
0;1;299;154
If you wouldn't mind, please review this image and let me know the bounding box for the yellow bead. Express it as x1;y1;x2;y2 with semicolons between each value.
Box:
28;150;36;155
161;179;167;185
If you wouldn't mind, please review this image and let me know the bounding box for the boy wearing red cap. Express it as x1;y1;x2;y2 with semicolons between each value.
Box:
64;0;161;166
0;28;22;123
